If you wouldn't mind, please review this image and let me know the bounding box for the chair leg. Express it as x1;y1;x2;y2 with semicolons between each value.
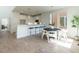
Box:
42;33;44;39
47;35;50;43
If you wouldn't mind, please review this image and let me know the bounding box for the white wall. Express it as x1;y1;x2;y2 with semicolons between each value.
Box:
9;12;19;33
0;6;15;31
10;12;26;33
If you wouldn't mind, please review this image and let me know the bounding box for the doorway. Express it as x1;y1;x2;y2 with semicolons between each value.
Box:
1;18;9;31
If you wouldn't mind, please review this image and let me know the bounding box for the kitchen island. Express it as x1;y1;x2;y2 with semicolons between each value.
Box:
16;24;47;39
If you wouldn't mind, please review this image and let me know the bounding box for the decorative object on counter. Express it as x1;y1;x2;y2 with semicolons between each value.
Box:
28;22;33;25
35;19;40;24
49;24;54;29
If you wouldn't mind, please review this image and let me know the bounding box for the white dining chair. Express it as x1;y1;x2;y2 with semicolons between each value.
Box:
58;28;68;40
42;30;57;42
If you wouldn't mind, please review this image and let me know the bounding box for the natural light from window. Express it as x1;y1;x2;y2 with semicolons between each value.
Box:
50;38;73;48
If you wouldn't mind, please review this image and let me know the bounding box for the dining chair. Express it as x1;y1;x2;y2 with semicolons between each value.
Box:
42;30;57;42
58;28;68;40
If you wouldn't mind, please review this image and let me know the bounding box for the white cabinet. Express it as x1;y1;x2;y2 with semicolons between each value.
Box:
16;24;46;39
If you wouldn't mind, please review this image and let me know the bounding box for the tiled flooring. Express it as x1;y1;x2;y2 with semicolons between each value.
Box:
0;31;79;53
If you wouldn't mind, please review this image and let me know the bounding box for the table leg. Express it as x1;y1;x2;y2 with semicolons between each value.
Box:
57;31;58;40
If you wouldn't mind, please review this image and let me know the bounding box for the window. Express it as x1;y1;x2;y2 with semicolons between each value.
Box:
60;16;67;28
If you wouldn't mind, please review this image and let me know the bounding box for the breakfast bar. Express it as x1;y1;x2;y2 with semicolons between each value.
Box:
16;24;46;39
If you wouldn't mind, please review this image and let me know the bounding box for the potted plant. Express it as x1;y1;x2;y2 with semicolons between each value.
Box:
72;16;79;40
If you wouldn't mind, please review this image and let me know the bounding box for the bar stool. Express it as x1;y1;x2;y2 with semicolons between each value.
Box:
29;27;33;36
39;26;41;33
35;27;39;35
39;26;46;32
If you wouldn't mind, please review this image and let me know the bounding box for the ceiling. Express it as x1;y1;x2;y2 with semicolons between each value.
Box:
13;6;66;16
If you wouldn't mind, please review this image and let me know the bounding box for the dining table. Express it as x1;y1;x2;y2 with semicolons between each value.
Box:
44;27;61;40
